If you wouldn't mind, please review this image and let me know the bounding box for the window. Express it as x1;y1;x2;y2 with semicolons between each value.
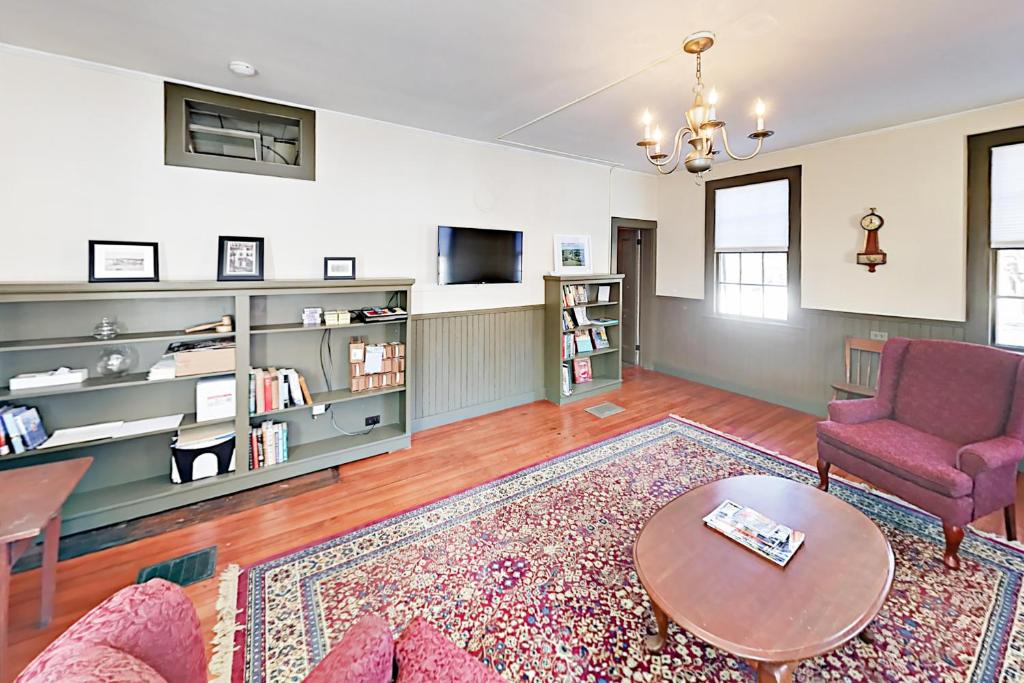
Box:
164;83;316;181
705;167;801;321
990;142;1024;347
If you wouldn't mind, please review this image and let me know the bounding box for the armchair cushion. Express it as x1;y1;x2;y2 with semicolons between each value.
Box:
16;579;205;683
827;398;891;425
892;340;1021;445
15;641;167;683
304;615;394;683
395;617;503;683
957;436;1024;478
818;418;971;498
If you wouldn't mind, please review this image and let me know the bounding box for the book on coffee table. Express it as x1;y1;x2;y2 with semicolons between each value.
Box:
703;499;805;567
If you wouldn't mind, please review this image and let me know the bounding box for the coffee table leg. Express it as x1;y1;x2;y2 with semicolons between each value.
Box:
644;601;669;652
1;542;10;683
40;512;60;627
757;661;795;683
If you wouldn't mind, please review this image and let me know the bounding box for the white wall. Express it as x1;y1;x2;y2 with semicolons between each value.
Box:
656;98;1024;322
610;168;658;222
0;46;658;314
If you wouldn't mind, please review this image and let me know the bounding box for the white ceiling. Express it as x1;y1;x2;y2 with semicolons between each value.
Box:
2;0;1023;172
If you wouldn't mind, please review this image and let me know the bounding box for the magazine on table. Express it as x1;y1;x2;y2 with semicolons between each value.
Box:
703;499;805;567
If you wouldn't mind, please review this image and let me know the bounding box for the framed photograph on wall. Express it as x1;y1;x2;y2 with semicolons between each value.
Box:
217;236;265;281
88;240;160;283
324;257;356;280
552;234;593;275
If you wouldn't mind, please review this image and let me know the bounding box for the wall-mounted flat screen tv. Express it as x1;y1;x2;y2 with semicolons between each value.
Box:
438;226;523;285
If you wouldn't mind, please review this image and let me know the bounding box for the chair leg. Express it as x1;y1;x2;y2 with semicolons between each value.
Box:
1005;504;1017;542
942;523;964;570
816;459;831;492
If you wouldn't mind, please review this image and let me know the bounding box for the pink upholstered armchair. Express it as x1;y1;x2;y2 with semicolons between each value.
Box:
817;338;1024;570
17;579;501;682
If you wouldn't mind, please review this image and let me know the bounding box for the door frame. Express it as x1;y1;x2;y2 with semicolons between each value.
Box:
610;217;657;370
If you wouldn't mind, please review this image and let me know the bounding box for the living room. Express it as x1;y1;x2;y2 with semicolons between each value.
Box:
1;2;1023;682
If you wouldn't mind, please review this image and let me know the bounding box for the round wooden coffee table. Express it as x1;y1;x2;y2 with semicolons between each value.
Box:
634;474;894;683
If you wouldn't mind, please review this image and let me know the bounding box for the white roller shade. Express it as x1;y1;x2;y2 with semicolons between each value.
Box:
991;143;1024;248
714;179;790;252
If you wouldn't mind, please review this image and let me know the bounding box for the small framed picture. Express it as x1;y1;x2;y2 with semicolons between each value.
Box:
218;236;264;281
552;234;593;275
324;257;356;280
88;240;160;283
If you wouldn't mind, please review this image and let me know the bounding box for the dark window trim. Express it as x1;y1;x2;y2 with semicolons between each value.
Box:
704;165;802;323
164;82;316;181
966;126;1024;346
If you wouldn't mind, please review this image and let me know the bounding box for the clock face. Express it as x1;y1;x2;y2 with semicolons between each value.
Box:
860;212;884;231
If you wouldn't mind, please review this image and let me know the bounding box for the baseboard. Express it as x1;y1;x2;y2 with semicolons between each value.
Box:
652;362;827;418
412;389;546;432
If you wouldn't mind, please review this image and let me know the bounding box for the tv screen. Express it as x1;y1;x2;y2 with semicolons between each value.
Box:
438;226;523;285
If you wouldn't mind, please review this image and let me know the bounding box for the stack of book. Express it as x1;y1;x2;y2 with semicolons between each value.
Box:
562;284;590;306
703;500;806;567
249;368;313;415
250;420;288;469
0;404;47;455
560;327;610;359
572;357;592;383
349;341;406;392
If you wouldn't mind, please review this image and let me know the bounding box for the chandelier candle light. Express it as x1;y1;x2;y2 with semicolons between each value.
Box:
637;31;774;176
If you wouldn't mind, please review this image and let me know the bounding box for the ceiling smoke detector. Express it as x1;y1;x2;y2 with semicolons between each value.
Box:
228;60;257;77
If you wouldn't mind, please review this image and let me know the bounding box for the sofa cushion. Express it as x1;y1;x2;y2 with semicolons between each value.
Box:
893;340;1020;445
304;615;394;683
15;641;168;683
817;418;971;498
396;617;503;683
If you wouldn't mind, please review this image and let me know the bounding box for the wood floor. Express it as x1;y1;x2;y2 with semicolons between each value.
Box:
5;367;1021;679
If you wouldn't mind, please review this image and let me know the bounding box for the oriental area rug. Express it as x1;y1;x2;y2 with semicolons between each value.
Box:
213;416;1024;682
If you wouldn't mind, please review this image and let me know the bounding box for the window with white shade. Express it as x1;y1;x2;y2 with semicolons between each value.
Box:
710;173;798;321
991;142;1024;347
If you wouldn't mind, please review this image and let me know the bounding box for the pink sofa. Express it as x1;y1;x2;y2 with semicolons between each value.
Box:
16;579;502;682
817;338;1024;569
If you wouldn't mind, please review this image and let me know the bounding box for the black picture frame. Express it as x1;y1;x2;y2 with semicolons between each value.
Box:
324;257;357;280
218;236;265;281
88;240;160;283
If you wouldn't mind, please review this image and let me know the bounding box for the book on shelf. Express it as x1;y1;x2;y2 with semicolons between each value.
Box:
591;326;610;349
572;357;592;383
562;284;589;307
561;333;575;360
250;368;312;414
250;420;288;470
560;363;573;396
574;329;593;354
0;405;48;454
589;317;618;326
597;285;611;302
703;500;805;567
572;306;591;325
561;310;575;331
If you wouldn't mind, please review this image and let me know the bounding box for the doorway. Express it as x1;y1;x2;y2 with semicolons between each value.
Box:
611;218;656;369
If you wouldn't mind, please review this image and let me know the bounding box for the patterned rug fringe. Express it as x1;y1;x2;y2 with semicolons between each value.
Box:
209;563;242;683
671;414;1024;550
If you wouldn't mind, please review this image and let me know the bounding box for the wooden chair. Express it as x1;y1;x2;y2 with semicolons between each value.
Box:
831;337;885;399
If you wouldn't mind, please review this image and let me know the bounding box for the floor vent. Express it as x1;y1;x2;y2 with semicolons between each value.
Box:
136;546;217;587
585;402;625;418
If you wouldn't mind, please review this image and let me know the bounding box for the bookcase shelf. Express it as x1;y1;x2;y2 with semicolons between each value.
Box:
561;300;619;311
543;274;625;405
0;278;414;536
249;385;407;419
0;330;234;353
0;370;234;401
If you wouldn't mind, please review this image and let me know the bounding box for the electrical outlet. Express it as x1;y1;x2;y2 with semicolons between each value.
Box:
869;331;889;341
312;404;326;416
365;414;381;427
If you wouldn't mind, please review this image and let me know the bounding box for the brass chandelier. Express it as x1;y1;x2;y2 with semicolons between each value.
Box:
636;31;774;176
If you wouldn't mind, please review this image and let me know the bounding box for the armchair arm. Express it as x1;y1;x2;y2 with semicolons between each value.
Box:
956;436;1024;478
827;398;891;425
18;579;207;683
